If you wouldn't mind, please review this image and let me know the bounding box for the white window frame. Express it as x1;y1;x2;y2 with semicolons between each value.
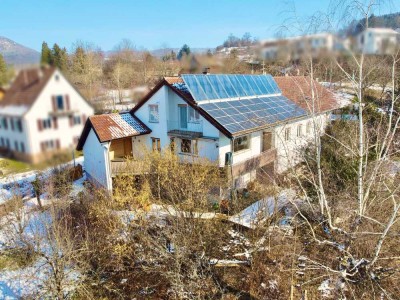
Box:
149;104;159;123
284;127;291;141
233;135;250;152
297;124;303;137
188;106;200;123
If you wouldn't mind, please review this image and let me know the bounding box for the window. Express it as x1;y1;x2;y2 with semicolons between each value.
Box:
6;139;10;149
306;121;311;134
42;118;52;129
188;107;200;123
14;141;19;152
56;95;64;110
0;138;3;147
233;135;250;152
152;137;161;152
73;116;81;125
1;118;7;130
20;142;25;153
149;104;159;123
16;119;23;132
284;127;291;141
297;124;303;137
180;139;198;155
10;119;14;131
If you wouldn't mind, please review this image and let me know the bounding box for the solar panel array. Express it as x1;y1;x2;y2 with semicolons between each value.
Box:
199;96;307;134
120;113;149;134
181;74;281;102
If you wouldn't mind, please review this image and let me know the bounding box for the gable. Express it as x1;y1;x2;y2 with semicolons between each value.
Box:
25;69;94;119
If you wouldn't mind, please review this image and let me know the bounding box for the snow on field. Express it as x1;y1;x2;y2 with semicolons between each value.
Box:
0;158;87;299
0;156;84;205
229;189;296;229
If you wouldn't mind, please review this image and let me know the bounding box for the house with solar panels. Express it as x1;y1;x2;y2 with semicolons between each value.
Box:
77;74;338;191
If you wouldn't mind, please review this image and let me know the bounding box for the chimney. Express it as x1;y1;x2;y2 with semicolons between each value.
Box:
202;67;210;75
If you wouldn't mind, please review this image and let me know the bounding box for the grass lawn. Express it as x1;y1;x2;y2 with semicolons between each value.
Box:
0;158;33;177
0;150;83;178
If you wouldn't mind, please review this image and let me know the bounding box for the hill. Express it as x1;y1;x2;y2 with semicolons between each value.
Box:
344;12;400;36
0;37;40;66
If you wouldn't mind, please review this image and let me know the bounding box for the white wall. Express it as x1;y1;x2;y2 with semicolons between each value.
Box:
135;85;221;162
83;129;111;190
24;69;94;155
0;117;30;152
274;114;329;173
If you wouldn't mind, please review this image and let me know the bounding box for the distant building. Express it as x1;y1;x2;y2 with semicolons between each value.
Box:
260;33;338;62
356;28;399;54
0;66;94;163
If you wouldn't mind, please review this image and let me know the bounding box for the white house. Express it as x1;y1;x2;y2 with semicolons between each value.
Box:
260;33;338;61
0;66;94;164
357;28;399;55
77;74;339;191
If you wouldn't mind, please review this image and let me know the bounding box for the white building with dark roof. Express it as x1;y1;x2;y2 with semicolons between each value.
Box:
0;66;94;164
77;74;340;191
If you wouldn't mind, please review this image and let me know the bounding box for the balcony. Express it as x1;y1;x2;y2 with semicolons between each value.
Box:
230;148;277;177
110;158;148;176
167;120;203;139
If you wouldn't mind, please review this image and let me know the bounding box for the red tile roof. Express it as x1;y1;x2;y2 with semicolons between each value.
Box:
274;76;338;113
86;113;150;143
0;66;56;107
164;77;183;84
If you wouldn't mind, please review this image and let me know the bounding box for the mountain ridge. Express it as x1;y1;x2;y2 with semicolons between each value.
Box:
0;36;40;66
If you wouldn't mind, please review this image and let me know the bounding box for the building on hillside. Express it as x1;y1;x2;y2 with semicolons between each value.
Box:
77;74;340;191
179;55;224;74
0;66;94;163
356;28;399;54
260;33;339;62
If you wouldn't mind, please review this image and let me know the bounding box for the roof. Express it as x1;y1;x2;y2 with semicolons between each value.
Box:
363;28;400;34
76;112;151;150
274;76;338;113
0;66;56;108
134;74;310;137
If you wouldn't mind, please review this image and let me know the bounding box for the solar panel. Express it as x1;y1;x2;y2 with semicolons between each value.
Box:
181;74;283;102
198;94;307;135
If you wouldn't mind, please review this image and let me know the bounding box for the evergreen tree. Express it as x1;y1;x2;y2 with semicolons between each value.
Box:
0;54;9;86
177;44;191;60
52;44;68;71
40;42;53;66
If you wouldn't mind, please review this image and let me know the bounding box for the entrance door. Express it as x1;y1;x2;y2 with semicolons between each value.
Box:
179;105;188;129
262;132;272;151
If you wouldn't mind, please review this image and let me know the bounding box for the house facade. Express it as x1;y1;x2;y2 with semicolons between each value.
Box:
77;74;339;191
357;28;399;55
0;66;94;164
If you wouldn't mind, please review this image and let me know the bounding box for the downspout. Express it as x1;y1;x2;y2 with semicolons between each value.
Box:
102;142;112;191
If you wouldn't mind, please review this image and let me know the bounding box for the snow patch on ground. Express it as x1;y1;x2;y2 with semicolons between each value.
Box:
229;189;296;229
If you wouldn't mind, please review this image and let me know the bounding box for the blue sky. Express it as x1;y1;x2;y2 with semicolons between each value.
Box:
1;0;399;52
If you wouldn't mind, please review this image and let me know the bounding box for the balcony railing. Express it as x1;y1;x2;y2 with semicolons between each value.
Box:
167;120;203;138
110;158;148;176
230;148;277;177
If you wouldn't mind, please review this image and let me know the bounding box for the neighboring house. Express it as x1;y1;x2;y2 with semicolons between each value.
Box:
0;66;94;164
260;33;338;62
77;74;339;191
357;28;399;54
